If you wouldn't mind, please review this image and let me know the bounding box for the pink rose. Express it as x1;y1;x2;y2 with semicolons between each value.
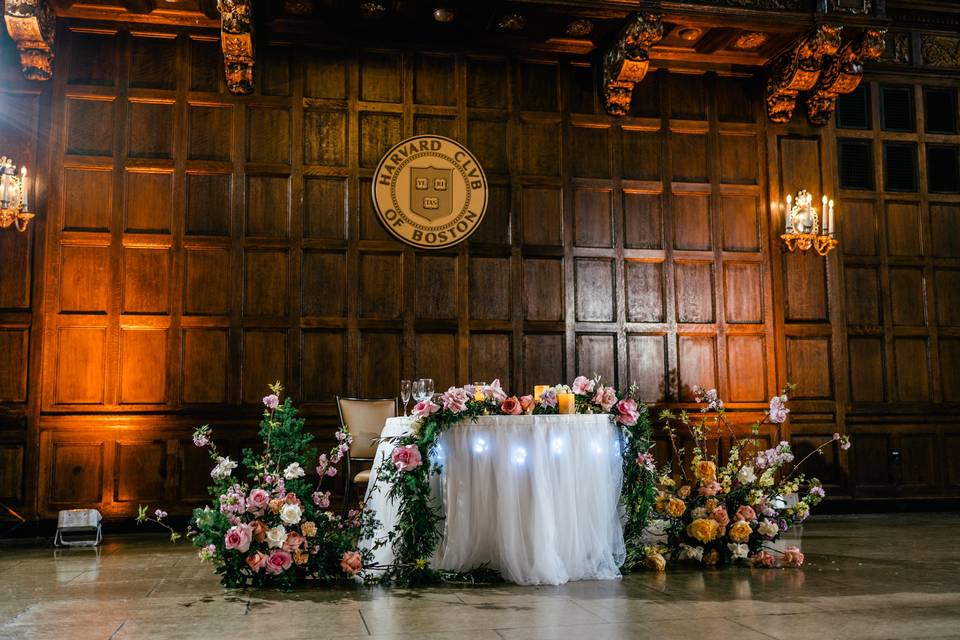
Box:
519;395;534;412
391;444;422;472
711;506;730;528
283;531;305;552
751;550;775;568
340;550;363;576
246;551;267;573
248;488;270;513
500;396;522;415
265;549;293;575
616;398;639;426
699;481;721;497
411;400;439;418
735;505;757;522
572;375;595;395
592;386;618;411
224;523;252;553
781;546;805;568
441;387;469;413
263;394;279;410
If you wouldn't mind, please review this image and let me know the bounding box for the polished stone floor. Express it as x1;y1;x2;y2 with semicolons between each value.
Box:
1;513;959;640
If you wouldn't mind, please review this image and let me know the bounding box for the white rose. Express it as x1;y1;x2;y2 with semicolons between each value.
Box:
265;525;287;549
738;465;757;485
727;543;749;559
679;544;704;561
283;462;305;480
279;503;302;526
758;520;779;537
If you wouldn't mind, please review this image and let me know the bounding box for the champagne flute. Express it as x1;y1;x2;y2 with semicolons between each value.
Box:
412;379;426;404
400;379;412;416
423;378;434;402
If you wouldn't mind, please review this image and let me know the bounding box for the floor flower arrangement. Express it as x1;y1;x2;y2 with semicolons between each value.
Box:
642;384;850;571
138;383;373;589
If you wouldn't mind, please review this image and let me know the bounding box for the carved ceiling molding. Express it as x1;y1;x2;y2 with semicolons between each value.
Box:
602;12;664;117
217;0;254;95
765;24;842;124
921;34;960;68
3;0;55;81
806;28;886;126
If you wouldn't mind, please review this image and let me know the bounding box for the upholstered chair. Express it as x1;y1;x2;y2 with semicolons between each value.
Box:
335;396;397;512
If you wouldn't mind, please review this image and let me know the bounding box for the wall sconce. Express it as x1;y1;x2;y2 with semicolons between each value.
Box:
781;189;837;257
0;156;35;233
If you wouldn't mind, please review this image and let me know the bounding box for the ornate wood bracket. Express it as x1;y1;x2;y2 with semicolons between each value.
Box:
806;28;886;126
3;0;55;81
217;0;254;95
602;12;664;117
765;24;842;123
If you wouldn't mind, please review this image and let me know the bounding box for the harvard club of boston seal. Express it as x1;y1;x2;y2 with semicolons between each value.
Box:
372;135;488;250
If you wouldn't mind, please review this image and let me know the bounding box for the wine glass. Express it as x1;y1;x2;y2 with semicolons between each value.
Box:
400;379;412;416
412;379;427;403
422;378;434;401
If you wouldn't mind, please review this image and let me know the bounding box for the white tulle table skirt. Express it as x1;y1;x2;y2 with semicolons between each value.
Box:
360;414;626;585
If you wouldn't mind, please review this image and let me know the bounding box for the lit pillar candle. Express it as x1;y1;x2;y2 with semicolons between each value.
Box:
557;393;575;414
785;194;792;232
20;167;28;211
828;199;834;236
474;387;485;402
534;385;549;405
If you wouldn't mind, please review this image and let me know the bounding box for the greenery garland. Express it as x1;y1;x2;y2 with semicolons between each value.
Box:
375;377;657;584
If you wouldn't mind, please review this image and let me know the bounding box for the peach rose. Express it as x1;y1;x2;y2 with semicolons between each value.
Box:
283;531;305;552
666;498;687;518
677;485;692;499
500;396;523;415
250;519;268;543
735;505;757;522
781;546;805;568
300;521;317;537
711;506;730;528
751;550;775;568
269;498;284;514
340;550;363;576
293;550;309;565
728;520;753;543
687;518;721;544
694;460;717;481
284;491;300;505
246;551;268;573
647;552;667;572
519;395;535;413
699;481;721;497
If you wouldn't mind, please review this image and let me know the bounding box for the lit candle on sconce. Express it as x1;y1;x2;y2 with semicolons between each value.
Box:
785;194;792;233
828;199;834;237
821;195;828;234
20;166;28;211
557;393;575;414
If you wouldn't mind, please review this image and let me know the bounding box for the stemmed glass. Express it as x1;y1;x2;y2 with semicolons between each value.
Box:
412;380;426;404
422;378;434;401
400;379;411;416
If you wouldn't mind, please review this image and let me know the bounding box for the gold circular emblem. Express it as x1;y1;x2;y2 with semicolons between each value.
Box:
371;135;488;250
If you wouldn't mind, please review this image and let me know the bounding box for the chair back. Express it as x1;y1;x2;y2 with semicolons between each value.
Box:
336;397;397;459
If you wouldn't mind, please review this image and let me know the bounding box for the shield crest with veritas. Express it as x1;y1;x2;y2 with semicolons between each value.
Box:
409;166;453;221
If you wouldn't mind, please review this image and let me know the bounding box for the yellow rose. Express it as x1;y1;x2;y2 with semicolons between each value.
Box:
647;552;667;572
655;492;670;513
728;520;753;543
687;518;721;544
666;498;686;518
694;460;717;482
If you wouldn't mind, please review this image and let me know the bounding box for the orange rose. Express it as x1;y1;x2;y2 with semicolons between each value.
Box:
250;520;268;543
686;518;721;544
694;460;717;482
666;498;686;518
293;550;308;565
728;520;752;543
269;498;283;514
677;485;692;499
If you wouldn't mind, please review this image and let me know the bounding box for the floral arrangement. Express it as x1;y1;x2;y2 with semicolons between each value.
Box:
378;375;655;584
138;383;374;589
640;384;850;571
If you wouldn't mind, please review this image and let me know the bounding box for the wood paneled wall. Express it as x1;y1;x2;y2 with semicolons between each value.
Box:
0;21;957;518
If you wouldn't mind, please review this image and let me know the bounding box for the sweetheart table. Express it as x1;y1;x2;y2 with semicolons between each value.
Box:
360;413;626;585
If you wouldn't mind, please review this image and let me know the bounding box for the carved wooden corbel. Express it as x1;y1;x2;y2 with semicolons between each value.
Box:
765;24;843;123
217;0;254;95
3;0;55;81
602;12;664;117
806;28;886;126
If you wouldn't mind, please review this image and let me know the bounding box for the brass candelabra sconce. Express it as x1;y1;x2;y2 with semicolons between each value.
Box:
780;189;837;257
0;156;34;233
